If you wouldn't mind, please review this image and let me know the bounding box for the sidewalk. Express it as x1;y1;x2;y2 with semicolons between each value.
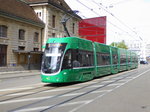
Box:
0;70;41;79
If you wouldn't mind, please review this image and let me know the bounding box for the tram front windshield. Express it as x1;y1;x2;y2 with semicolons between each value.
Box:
42;43;67;74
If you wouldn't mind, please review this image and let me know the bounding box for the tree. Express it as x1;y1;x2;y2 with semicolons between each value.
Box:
110;40;128;49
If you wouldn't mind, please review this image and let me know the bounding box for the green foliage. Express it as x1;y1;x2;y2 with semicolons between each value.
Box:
110;40;128;49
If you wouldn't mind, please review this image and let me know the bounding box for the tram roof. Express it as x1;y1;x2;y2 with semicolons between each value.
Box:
46;37;93;43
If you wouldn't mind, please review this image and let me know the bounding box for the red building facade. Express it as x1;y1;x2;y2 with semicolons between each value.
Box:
79;16;106;44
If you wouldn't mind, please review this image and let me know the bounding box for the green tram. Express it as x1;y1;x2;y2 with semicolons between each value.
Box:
41;37;138;83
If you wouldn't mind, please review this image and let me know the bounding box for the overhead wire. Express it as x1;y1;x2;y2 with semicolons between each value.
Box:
76;0;135;38
92;0;143;41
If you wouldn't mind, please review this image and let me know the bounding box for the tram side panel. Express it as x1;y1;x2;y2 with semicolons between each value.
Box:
73;39;95;82
110;46;119;74
118;48;128;72
41;37;138;83
93;42;111;77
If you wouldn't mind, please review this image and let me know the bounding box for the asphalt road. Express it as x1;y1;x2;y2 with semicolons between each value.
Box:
0;65;150;112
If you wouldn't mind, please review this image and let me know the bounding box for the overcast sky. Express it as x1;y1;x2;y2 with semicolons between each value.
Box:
65;0;150;44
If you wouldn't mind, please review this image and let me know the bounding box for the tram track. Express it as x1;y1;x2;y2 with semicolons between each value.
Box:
9;68;142;112
0;65;148;112
0;68;142;103
0;81;97;102
41;70;145;112
0;83;61;102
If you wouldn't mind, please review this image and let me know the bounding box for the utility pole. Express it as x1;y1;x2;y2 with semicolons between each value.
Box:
61;10;79;37
61;14;71;37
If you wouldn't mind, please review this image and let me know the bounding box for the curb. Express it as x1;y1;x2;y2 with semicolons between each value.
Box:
0;70;40;75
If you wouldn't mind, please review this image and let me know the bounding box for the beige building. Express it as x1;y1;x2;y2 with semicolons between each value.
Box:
0;0;81;71
0;0;44;70
25;0;81;46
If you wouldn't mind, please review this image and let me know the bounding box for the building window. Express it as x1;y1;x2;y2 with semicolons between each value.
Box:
52;15;56;28
37;12;41;17
34;48;39;51
52;33;55;37
0;44;7;66
0;25;7;38
18;46;25;51
58;1;63;6
19;29;25;40
36;11;42;20
34;32;39;42
72;23;75;34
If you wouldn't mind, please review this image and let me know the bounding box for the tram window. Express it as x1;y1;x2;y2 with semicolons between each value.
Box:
97;52;110;66
72;49;80;67
62;49;94;69
113;54;118;64
79;50;94;67
128;57;131;63
62;50;72;69
120;55;126;64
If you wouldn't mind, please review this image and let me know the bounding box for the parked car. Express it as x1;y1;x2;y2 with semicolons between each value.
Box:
140;60;148;64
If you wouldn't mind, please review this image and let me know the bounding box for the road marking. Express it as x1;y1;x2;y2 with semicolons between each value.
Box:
87;85;104;88
13;106;50;112
0;83;43;92
61;93;84;97
43;87;77;93
0;96;53;104
6;92;34;96
91;89;112;93
0;89;112;105
119;79;132;82
69;68;150;112
92;90;113;93
13;100;92;112
101;80;115;83
107;83;124;87
0;87;34;92
0;92;84;104
112;77;123;80
59;100;92;107
76;81;98;85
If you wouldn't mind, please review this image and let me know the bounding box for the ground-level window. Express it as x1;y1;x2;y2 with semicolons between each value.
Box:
52;33;55;37
0;44;7;66
34;48;39;51
18;46;25;51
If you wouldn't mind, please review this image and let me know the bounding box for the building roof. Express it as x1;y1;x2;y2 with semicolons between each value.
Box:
25;0;81;20
0;0;44;27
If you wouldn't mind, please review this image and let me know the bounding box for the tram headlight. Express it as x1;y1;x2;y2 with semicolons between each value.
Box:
63;72;67;75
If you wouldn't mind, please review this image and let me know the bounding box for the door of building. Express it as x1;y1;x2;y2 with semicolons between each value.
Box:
0;44;7;66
